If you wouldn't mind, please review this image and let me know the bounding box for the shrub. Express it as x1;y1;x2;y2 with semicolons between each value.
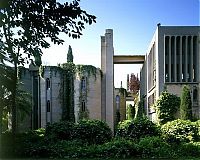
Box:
116;117;160;140
153;91;180;124
138;136;173;158
96;138;138;159
180;85;192;120
177;142;200;157
45;121;75;141
0;128;45;158
73;119;112;145
161;119;199;143
195;120;200;137
127;104;135;120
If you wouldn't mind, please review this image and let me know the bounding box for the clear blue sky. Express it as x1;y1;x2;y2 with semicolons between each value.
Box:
42;0;199;88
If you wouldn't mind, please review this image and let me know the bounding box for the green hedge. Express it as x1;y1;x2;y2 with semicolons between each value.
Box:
116;117;160;140
73;119;112;145
161;119;199;143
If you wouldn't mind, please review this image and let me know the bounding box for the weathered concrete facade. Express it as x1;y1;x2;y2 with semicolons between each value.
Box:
140;26;200;120
74;68;102;122
18;64;102;129
101;29;114;130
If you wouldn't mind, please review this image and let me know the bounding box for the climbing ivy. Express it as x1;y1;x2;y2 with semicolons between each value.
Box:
119;87;128;97
78;109;89;120
39;63;99;122
60;62;76;122
75;65;99;120
76;65;97;79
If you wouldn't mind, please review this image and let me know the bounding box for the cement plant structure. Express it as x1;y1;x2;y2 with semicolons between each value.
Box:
15;25;200;132
101;26;200;129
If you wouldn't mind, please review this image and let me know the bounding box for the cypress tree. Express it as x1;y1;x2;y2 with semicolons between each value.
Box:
180;85;192;120
67;45;74;63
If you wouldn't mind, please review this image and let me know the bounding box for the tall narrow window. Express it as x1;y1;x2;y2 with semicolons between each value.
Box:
46;78;50;90
81;100;86;112
81;77;86;92
47;100;50;112
193;88;198;102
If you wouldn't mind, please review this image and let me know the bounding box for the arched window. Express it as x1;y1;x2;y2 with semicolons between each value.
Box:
116;95;120;110
46;78;50;90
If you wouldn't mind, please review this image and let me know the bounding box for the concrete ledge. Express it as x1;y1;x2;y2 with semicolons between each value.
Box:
113;55;145;64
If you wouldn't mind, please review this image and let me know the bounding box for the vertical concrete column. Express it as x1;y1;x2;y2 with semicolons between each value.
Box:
180;36;182;82
101;36;106;121
190;36;193;82
101;29;114;131
185;36;188;82
168;36;171;82
174;36;177;82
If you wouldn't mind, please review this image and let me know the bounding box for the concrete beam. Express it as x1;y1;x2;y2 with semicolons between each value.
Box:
113;55;145;64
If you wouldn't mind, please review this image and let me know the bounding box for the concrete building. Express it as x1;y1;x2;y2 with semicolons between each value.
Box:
140;26;200;120
18;64;102;130
16;25;200;132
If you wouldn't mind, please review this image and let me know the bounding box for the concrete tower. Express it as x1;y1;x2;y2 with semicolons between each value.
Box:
101;29;114;130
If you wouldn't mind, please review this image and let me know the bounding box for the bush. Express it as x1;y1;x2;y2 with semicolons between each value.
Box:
161;119;199;143
73;119;112;145
177;142;200;157
116;117;160;140
138;136;173;158
180;85;192;120
196;120;200;137
0;128;45;158
153;91;180;124
45;121;75;141
96;138;138;158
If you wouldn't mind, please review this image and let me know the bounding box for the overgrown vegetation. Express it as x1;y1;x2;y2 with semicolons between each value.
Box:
2;118;200;159
116;117;160;140
153;91;180;124
127;104;135;120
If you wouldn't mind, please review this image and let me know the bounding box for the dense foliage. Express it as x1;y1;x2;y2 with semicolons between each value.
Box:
0;0;96;134
127;104;135;120
2;118;200;159
73;119;112;145
116;117;160;140
180;85;192;120
161;119;199;143
153;91;180;124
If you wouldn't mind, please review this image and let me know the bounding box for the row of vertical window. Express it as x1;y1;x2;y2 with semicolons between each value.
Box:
45;77;88;113
165;36;198;82
148;43;156;91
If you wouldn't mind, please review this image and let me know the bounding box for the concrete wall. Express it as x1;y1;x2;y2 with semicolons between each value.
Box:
114;88;126;122
142;26;200;121
74;67;102;122
40;66;62;127
17;68;32;132
101;29;114;131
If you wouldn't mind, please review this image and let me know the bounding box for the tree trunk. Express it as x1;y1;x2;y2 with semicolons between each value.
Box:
0;105;2;134
11;64;18;136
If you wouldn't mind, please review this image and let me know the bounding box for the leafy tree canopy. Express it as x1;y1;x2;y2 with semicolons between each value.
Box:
0;0;96;134
0;0;96;65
